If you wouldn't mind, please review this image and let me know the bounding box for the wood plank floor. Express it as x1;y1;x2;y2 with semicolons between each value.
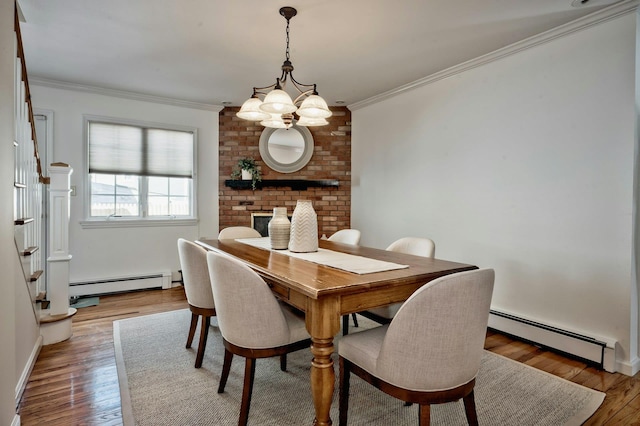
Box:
17;286;640;425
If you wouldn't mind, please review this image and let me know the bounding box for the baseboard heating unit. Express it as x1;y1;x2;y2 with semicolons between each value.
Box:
69;271;172;297
488;309;617;372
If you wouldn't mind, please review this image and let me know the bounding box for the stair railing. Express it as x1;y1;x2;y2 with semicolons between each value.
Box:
14;4;49;321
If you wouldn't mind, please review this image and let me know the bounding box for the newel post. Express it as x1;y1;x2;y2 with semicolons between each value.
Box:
47;163;73;314
41;163;76;344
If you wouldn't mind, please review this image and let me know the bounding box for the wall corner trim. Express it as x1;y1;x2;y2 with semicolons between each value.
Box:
348;0;639;111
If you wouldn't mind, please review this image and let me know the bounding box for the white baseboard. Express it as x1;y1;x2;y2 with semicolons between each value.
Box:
11;414;20;426
15;335;42;408
617;355;640;377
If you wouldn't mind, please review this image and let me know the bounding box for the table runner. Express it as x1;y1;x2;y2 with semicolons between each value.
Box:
236;237;409;274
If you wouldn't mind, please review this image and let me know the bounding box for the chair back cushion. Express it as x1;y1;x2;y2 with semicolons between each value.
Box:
385;237;435;258
206;251;291;349
177;239;215;310
218;226;262;239
327;229;361;245
377;268;494;391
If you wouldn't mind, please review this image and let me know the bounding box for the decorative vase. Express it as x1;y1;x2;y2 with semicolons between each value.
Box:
268;207;291;250
241;169;252;180
288;200;318;253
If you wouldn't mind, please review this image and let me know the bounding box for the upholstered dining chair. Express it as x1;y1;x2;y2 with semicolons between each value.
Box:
177;238;216;368
386;236;436;257
343;237;436;335
360;237;436;325
339;268;494;426
218;226;262;239
328;229;361;245
206;250;311;426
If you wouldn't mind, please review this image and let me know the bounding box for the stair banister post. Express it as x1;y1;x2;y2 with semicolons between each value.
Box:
46;163;73;317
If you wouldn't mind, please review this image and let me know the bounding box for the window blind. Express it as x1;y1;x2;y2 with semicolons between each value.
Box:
88;122;194;178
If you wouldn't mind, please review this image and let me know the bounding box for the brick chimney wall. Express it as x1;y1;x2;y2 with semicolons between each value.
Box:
218;106;352;237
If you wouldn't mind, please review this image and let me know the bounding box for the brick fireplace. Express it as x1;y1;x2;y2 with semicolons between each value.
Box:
218;106;352;237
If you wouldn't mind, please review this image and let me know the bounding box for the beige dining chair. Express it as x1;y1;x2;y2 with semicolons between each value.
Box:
360;237;436;325
177;238;216;368
343;237;436;335
328;229;361;245
218;226;262;239
339;268;494;426
206;250;311;426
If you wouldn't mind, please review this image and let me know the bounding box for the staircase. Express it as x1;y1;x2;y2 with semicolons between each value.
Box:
14;5;75;346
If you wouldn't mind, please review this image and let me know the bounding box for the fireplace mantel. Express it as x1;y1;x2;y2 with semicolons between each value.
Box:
224;179;339;191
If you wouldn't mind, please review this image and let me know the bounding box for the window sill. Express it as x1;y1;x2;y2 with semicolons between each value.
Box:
79;218;198;229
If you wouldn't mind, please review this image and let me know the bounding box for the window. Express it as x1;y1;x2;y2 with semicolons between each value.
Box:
85;117;196;225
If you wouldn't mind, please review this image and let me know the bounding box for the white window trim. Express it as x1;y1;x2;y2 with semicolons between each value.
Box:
82;114;199;228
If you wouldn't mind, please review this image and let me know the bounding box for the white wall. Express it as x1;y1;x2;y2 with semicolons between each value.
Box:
351;12;637;372
1;0;19;423
31;85;220;284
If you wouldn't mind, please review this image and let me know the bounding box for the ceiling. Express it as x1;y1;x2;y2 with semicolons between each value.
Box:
17;0;626;108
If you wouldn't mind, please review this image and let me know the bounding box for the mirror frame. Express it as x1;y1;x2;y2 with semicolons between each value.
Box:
259;123;314;173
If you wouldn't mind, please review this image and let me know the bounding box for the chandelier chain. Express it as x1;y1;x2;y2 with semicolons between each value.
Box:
285;17;290;62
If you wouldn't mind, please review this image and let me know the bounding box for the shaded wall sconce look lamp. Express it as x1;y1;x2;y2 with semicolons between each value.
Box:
236;7;332;129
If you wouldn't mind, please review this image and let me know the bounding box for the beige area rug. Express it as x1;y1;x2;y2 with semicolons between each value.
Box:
114;309;604;425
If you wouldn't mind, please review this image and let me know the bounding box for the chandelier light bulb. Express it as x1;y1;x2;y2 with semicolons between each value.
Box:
260;113;288;129
260;89;297;114
297;94;332;119
296;116;329;127
236;97;271;121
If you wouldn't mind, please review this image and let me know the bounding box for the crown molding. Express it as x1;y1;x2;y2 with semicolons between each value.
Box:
349;0;639;111
29;77;224;112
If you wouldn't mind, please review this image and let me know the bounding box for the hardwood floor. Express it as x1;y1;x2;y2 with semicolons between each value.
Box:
17;286;640;425
18;287;188;426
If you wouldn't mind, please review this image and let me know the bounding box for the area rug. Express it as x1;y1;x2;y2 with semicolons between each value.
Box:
114;309;604;425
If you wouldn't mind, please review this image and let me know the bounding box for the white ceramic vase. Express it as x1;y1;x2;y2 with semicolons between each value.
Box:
241;169;252;180
288;200;318;253
268;207;291;250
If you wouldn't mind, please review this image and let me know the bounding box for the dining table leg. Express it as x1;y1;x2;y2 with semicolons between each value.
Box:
307;296;340;426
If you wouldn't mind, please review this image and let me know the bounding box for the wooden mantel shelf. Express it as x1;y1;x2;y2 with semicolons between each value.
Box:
224;179;339;191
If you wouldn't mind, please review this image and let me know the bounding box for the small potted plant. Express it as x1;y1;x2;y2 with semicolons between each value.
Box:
231;157;262;190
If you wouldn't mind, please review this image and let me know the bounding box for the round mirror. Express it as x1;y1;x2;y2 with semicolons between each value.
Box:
259;124;314;173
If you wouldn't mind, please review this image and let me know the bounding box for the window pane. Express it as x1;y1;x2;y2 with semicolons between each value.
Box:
90;173;140;217
148;176;169;196
115;175;139;195
115;176;139;216
169;178;189;196
91;174;116;216
148;195;169;216
116;196;139;216
169;196;190;216
169;177;191;216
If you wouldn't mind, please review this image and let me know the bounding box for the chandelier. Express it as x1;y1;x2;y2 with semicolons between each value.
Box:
236;6;332;129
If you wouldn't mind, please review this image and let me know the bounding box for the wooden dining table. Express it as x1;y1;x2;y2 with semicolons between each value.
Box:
196;237;477;426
